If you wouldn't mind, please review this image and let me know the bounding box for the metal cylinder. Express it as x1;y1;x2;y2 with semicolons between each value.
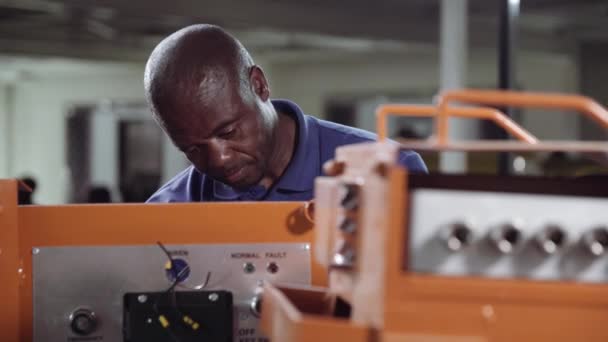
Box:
581;226;608;257
534;224;567;255
439;221;473;252
489;222;523;254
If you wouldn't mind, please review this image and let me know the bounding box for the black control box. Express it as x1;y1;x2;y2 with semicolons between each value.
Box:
123;290;233;342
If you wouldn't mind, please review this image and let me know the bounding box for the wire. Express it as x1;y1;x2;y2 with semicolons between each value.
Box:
154;241;211;340
157;241;173;262
155;241;186;342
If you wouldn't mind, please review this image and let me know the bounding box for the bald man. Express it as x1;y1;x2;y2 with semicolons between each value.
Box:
145;24;427;203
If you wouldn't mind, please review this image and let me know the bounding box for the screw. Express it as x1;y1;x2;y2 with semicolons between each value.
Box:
208;293;219;302
137;295;147;303
32;248;40;255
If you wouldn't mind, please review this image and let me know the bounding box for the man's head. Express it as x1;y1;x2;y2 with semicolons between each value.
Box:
144;24;278;189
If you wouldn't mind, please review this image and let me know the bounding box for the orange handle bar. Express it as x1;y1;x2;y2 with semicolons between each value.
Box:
376;104;538;144
436;89;608;144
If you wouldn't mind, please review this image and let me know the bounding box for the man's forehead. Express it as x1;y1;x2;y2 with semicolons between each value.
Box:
166;84;242;135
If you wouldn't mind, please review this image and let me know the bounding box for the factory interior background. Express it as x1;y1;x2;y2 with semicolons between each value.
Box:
0;0;607;205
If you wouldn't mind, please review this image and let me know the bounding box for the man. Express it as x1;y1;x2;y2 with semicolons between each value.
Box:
144;24;426;203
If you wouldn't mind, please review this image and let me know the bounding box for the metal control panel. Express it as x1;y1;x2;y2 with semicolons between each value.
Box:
409;189;608;283
33;243;311;342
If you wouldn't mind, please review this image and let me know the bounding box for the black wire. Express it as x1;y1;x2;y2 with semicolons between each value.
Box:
155;241;212;340
157;241;173;262
155;241;184;342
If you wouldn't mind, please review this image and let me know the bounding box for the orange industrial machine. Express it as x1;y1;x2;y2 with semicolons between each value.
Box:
1;89;608;342
260;89;608;342
0;183;321;341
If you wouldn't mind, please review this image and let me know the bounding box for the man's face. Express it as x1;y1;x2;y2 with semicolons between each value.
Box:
162;77;275;189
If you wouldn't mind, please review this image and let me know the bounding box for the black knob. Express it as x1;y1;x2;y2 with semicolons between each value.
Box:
70;308;97;335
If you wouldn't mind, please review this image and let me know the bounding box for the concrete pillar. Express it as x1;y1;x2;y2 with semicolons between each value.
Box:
0;83;16;178
438;0;477;173
90;107;119;198
0;84;7;177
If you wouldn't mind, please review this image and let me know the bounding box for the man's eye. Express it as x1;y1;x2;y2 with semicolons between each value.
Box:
218;128;236;139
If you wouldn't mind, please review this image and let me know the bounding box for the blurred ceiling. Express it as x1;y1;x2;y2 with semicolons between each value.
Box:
0;0;607;61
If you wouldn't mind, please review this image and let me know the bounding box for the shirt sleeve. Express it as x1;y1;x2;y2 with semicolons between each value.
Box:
146;167;197;203
146;189;183;203
398;150;428;174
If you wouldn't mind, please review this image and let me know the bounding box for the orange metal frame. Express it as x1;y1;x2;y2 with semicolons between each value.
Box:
260;89;608;342
376;89;608;153
261;151;608;342
0;184;323;342
3;89;608;342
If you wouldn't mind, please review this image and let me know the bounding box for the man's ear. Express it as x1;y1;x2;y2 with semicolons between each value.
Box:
250;65;270;101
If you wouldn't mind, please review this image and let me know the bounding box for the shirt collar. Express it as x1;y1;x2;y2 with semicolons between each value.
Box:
211;99;319;199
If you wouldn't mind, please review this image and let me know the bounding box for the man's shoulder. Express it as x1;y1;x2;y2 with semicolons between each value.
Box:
309;116;377;145
306;115;428;173
146;166;201;203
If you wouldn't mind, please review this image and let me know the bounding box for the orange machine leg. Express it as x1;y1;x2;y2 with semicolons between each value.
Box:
0;180;20;342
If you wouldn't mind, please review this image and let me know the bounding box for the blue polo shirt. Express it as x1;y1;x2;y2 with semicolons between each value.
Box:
147;99;427;203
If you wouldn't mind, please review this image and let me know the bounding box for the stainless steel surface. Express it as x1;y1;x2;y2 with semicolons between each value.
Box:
409;189;608;282
33;243;310;342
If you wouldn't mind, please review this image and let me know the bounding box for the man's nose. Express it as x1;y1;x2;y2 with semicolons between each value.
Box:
207;140;232;169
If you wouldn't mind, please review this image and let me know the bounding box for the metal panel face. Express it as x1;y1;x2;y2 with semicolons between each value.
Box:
33;243;311;342
409;189;608;283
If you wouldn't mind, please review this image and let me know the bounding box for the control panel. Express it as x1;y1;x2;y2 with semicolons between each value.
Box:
409;189;608;282
33;243;310;342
